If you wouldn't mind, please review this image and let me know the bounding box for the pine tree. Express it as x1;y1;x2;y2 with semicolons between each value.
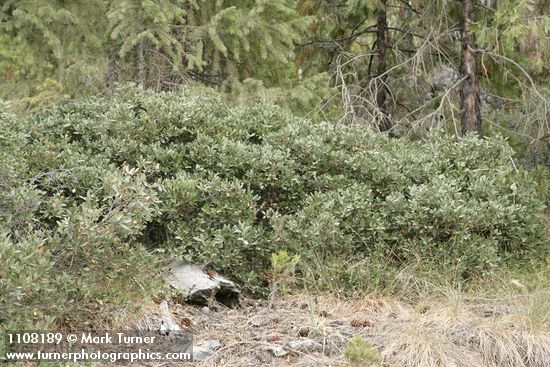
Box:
189;0;310;89
107;0;186;87
375;0;392;132
296;0;397;128
104;0;323;108
0;0;109;103
459;0;482;137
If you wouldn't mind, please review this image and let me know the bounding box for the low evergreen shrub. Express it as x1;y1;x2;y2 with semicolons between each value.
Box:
1;86;547;330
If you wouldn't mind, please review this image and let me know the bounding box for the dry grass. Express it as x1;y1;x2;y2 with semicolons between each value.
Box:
103;264;550;366
373;284;550;367
119;281;550;367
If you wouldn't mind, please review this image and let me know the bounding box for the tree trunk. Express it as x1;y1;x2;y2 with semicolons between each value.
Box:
376;1;392;133
137;38;147;88
106;49;116;90
459;0;482;137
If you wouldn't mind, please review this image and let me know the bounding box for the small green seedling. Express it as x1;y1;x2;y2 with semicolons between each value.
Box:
268;251;300;306
343;335;380;367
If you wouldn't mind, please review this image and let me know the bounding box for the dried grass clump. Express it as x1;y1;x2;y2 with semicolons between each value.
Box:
374;290;550;367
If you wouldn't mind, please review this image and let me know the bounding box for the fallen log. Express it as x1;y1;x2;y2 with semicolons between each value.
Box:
168;263;240;308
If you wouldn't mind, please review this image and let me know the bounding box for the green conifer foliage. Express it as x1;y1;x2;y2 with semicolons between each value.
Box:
107;0;186;86
187;1;311;89
0;0;109;102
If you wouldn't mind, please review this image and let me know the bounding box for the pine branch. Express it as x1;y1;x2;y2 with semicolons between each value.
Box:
295;25;377;47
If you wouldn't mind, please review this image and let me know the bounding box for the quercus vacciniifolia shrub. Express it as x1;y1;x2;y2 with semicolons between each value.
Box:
1;86;547;329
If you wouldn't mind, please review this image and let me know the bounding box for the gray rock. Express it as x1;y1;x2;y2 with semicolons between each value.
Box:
430;65;458;91
192;339;221;361
200;339;221;350
193;346;214;361
168;263;240;307
263;344;288;357
159;300;181;335
286;339;320;353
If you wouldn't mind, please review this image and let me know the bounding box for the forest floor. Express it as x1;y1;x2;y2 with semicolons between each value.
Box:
122;287;550;367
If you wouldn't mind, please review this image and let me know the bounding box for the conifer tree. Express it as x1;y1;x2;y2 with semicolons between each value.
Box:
0;0;547;161
188;0;310;89
0;0;109;102
375;0;391;132
107;0;186;87
459;0;483;137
